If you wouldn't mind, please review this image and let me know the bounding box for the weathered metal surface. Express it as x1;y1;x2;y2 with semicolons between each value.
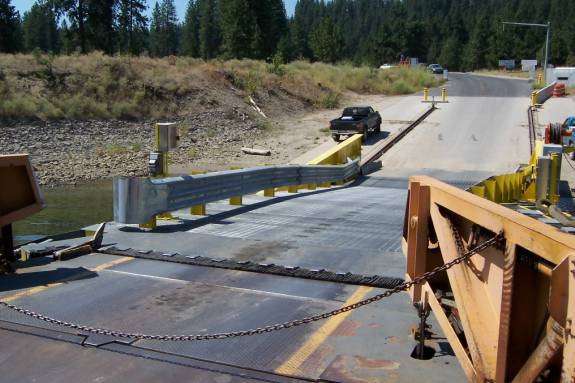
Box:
0;175;472;382
114;162;359;224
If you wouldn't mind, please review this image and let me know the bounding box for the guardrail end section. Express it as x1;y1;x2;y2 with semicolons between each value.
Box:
114;176;167;225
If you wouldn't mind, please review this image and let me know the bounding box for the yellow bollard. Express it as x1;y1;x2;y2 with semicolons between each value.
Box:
441;87;446;102
288;185;299;193
537;73;543;86
139;216;157;230
531;91;537;107
549;153;560;204
263;188;275;197
423;88;429;102
229;167;243;205
191;171;206;215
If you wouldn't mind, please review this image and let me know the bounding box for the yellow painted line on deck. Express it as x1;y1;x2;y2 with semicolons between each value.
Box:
274;285;373;376
1;257;132;303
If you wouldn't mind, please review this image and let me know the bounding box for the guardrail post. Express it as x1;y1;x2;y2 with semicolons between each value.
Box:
288;184;299;193
191;171;207;215
536;157;550;201
263;188;275;197
549;153;559;204
229;167;244;205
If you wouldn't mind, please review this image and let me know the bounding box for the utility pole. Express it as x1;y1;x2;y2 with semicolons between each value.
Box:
502;21;551;85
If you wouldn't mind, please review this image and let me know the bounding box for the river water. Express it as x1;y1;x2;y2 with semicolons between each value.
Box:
13;180;114;242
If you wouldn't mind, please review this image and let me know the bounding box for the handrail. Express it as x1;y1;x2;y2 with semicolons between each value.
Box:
114;161;359;224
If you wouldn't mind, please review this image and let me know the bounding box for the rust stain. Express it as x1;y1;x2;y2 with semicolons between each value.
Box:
384;336;399;344
332;320;362;337
319;355;369;383
319;355;400;383
354;356;400;370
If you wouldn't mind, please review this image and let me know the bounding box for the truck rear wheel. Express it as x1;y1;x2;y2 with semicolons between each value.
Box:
375;124;381;134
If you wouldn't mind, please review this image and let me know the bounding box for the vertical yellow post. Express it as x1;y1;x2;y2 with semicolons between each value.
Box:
531;91;537;107
191;171;206;215
307;183;317;191
423;88;429;102
288;185;299;193
229;167;243;205
441;87;446;102
140;123;164;230
537;73;543;86
263;188;275;197
549;153;560;204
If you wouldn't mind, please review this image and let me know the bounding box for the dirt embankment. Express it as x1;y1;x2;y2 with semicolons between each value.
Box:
0;55;440;186
1;91;325;186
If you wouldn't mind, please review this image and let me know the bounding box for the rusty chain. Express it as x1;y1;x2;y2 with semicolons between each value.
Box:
0;227;504;342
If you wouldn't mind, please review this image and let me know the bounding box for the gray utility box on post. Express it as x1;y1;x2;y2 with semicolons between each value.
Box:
157;123;179;152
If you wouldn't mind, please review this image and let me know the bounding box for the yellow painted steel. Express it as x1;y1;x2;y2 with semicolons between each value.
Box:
263;188;275;197
277;133;363;192
531;91;537;107
469;186;485;198
441;87;446;102
140;123;171;229
191;171;207;215
139;216;157;230
549;153;559;204
423;88;429;102
228;167;243;205
288;185;299;193
307;134;362;166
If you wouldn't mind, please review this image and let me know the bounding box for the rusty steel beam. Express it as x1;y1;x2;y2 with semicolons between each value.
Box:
403;176;575;383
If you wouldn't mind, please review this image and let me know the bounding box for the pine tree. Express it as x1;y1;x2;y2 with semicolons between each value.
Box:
161;0;178;56
219;0;256;58
22;1;59;53
0;0;22;53
309;16;343;63
250;0;288;59
198;0;220;59
86;0;116;54
61;0;88;53
118;0;148;55
181;0;199;56
149;1;162;56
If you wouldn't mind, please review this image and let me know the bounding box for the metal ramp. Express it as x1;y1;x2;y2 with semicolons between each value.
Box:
0;175;471;382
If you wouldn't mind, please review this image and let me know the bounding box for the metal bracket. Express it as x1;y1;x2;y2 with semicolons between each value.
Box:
53;222;107;261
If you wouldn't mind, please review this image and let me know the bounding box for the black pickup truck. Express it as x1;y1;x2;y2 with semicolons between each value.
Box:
329;106;382;142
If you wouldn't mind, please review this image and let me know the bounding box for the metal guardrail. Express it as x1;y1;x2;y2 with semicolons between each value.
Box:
536;81;556;104
114;162;359;224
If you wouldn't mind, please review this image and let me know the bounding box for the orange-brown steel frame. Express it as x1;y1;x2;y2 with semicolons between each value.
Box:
403;176;575;383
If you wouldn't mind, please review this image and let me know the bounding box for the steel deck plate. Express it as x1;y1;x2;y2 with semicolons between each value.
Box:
3;175;470;382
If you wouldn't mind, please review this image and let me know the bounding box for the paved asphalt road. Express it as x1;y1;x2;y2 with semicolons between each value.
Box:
375;73;532;177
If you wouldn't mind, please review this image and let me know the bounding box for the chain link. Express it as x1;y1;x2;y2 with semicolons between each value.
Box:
0;228;504;342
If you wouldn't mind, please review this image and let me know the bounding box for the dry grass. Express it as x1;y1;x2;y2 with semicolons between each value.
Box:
0;53;441;120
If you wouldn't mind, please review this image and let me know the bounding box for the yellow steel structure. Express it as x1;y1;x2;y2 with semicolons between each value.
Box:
404;176;575;382
190;170;207;215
